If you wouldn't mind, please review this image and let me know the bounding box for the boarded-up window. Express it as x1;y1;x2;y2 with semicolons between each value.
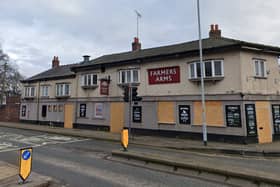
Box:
157;102;175;124
193;101;224;126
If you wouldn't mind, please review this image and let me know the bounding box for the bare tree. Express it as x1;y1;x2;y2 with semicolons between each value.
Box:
0;48;23;104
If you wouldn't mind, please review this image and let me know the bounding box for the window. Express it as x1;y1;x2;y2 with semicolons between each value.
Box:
254;59;266;77
189;60;224;79
21;105;26;117
58;104;63;112
40;86;49;97
24;87;36;97
56;83;70;97
1;95;6;105
80;104;86;117
41;105;47;117
81;74;98;86
225;105;242;127
94;103;104;118
119;69;140;84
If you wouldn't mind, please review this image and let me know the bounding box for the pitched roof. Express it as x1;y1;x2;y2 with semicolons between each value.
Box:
23;36;280;83
21;63;77;83
72;37;280;71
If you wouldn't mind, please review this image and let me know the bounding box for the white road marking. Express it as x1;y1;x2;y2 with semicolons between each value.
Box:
0;132;90;153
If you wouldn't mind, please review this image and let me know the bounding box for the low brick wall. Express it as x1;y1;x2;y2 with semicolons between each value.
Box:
0;96;20;122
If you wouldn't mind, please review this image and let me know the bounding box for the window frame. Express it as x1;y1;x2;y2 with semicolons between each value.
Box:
55;83;71;97
225;105;242;128
40;85;49;97
81;73;98;87
94;103;104;118
24;86;36;97
254;59;266;78
118;69;140;84
188;60;224;79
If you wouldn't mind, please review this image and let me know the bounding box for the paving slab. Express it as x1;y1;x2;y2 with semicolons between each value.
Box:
112;150;280;186
0;161;54;187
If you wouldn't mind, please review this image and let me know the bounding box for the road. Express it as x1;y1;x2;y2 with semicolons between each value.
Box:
0;127;233;187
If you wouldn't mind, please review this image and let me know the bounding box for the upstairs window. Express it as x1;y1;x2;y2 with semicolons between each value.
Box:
119;69;140;84
254;59;266;77
56;83;70;97
40;86;49;97
81;74;98;86
189;60;223;79
24;87;36;97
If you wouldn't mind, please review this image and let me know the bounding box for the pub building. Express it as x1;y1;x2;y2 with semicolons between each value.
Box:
20;24;280;144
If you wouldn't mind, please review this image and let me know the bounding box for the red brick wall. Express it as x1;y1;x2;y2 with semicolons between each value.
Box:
0;96;20;122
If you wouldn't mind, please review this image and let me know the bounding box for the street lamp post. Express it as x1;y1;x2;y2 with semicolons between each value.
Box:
196;0;207;146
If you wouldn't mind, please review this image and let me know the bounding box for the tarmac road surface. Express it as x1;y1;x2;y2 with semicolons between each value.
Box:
0;126;232;187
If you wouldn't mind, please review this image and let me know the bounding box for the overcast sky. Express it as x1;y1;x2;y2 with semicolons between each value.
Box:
0;0;279;77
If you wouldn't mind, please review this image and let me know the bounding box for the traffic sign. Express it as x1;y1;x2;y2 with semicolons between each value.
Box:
121;128;129;151
19;147;33;182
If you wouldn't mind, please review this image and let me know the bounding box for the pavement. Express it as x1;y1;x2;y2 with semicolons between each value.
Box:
0;161;54;187
0;121;280;186
0;121;280;156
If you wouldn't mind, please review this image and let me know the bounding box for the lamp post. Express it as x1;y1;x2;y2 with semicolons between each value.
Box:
196;0;207;146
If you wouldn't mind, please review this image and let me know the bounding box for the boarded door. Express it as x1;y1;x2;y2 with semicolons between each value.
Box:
110;102;124;133
255;101;272;144
64;104;73;129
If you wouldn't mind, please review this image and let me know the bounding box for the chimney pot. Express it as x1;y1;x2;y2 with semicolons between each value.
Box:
132;37;141;51
209;24;221;39
214;24;219;30
52;56;60;68
83;55;90;62
210;24;214;31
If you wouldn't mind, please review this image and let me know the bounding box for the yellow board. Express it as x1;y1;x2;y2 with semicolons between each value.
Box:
110;102;124;133
255;101;272;144
121;128;129;150
64;104;73;129
19;147;32;182
157;102;175;124
193;101;224;126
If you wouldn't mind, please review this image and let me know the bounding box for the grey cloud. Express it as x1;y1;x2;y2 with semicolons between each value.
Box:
1;1;280;77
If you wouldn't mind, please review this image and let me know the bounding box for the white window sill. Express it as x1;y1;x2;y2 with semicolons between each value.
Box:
55;95;70;99
117;82;140;87
81;85;98;89
189;76;224;81
23;96;36;99
40;96;49;98
254;76;267;79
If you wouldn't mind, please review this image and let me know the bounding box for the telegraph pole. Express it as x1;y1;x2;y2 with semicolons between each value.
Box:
196;0;207;146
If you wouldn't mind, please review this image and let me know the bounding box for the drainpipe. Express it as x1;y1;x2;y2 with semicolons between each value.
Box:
36;81;41;124
75;74;79;125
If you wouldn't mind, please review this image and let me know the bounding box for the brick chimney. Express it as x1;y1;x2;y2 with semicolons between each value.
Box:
132;37;141;51
52;56;60;68
209;24;221;39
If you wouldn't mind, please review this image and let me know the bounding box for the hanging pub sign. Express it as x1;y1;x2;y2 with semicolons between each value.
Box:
178;105;190;124
148;66;180;84
100;79;109;95
245;104;257;136
132;106;142;123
